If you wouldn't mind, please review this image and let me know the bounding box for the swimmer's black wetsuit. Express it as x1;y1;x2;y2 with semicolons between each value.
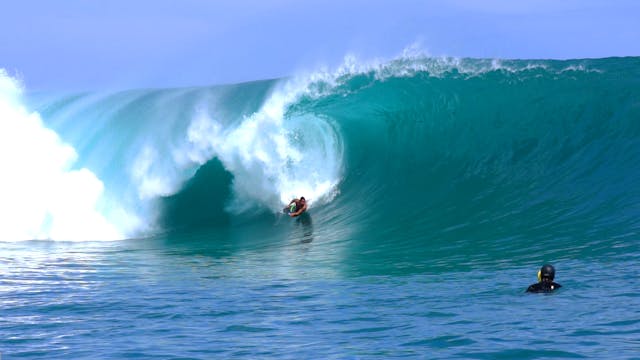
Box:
526;281;562;293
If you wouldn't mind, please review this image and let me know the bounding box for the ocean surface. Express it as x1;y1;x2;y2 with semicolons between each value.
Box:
1;56;640;359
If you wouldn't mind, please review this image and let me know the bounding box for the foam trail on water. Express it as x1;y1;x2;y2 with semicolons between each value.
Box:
0;70;137;241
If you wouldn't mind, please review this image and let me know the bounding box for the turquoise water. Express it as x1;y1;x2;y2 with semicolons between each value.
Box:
1;56;640;358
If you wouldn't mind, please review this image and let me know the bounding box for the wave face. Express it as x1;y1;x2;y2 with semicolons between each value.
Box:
3;57;640;270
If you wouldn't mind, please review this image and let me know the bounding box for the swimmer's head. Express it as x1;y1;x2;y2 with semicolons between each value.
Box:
537;264;555;282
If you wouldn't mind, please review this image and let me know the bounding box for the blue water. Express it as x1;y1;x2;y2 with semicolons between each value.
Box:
1;56;640;358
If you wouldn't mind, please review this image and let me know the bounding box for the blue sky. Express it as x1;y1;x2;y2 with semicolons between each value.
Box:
2;0;638;90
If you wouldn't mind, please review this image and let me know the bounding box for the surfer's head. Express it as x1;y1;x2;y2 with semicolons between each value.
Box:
300;197;306;202
537;264;555;282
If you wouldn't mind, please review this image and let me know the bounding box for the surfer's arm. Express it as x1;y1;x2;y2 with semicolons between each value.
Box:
290;203;307;217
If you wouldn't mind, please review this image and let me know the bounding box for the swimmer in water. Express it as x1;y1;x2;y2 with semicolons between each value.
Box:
526;264;562;293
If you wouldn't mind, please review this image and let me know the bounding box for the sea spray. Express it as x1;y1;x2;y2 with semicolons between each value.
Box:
0;70;134;240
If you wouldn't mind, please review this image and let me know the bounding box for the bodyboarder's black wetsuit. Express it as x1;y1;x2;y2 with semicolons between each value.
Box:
526;281;562;293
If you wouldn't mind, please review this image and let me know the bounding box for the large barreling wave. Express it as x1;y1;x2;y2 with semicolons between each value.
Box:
2;55;639;253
